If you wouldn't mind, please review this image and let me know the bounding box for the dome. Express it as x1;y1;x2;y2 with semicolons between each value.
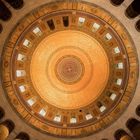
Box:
0;0;140;140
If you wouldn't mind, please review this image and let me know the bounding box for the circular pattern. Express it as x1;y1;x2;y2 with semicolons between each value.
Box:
1;1;138;138
30;30;109;109
55;55;84;84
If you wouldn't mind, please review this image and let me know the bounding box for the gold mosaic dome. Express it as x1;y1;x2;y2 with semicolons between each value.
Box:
1;1;138;138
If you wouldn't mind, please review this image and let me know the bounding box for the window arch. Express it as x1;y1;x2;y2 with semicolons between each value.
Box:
0;1;12;21
15;132;30;140
135;20;140;32
126;118;139;132
0;24;3;34
125;0;140;18
110;0;124;6
126;118;140;139
0;107;5;120
114;129;132;140
1;120;15;133
5;0;24;9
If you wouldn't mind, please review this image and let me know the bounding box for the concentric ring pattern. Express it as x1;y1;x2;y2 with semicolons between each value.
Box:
30;30;109;109
1;1;138;138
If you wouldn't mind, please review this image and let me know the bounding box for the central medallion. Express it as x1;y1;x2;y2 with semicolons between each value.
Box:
55;55;84;84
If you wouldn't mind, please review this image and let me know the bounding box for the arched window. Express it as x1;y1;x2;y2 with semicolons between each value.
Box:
114;129;133;140
110;0;124;6
0;120;15;140
2;120;15;133
0;1;12;21
47;19;55;30
126;118;139;131
0;107;4;120
125;0;140;18
0;24;3;34
135;20;140;32
5;0;24;9
126;118;140;139
63;16;69;27
15;132;30;140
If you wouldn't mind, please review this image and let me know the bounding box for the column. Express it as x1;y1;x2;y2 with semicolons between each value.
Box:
0;124;9;140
